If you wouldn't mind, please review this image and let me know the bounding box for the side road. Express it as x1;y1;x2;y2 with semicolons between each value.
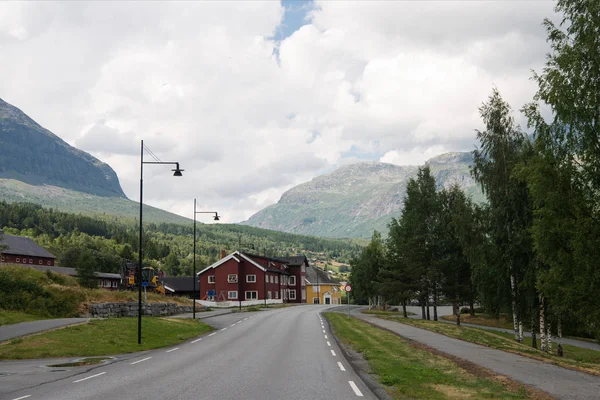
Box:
354;312;600;400
0;309;233;342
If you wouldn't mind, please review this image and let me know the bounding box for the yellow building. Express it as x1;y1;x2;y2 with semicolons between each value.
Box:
305;265;342;305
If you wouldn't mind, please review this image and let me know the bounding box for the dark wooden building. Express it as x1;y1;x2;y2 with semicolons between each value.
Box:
0;234;56;266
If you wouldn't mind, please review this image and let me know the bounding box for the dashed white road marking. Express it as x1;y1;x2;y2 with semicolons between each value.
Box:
191;338;202;343
337;362;346;371
330;350;336;356
324;335;328;339
237;320;242;323
221;328;227;331
73;372;106;383
12;395;31;400
208;332;217;337
244;318;249;321
230;323;236;327
349;381;364;397
322;329;326;333
327;341;331;346
130;357;151;365
166;347;179;353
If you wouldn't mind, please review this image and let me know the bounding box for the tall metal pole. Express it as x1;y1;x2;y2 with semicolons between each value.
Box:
193;198;197;320
138;140;144;345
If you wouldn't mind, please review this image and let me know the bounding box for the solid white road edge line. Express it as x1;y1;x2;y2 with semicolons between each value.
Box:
337;362;346;371
12;395;31;400
208;332;217;337
349;381;364;397
330;350;336;356
130;357;151;365
73;372;106;383
327;341;331;346
166;347;179;353
191;338;202;343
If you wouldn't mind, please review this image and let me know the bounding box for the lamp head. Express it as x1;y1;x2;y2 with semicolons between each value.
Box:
213;214;220;221
172;163;184;177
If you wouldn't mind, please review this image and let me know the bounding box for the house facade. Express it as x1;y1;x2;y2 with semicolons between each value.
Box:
305;265;342;305
196;251;307;307
0;234;56;266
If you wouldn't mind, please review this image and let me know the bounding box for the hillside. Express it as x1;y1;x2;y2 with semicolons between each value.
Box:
243;152;482;238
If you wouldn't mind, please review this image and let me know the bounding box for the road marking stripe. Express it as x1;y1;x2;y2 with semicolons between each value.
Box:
73;372;106;383
130;357;151;365
12;396;31;400
221;328;227;331
208;332;217;337
237;320;242;323
330;350;336;356
322;329;326;333
244;318;248;320
191;338;202;343
349;381;364;397
324;335;328;339
337;362;346;371
166;347;179;353
230;324;236;327
327;341;331;346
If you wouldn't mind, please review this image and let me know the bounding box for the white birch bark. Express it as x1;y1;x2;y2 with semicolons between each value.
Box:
539;296;546;352
510;274;520;342
518;321;524;343
547;322;553;354
557;317;564;357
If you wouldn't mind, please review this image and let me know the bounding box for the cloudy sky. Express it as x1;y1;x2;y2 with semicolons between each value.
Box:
0;0;558;223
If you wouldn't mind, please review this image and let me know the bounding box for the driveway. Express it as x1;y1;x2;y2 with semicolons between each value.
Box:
0;318;90;342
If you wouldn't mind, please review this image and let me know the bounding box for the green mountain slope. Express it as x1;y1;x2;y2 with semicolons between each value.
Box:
242;152;482;238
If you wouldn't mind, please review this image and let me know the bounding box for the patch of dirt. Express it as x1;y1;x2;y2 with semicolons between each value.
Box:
431;384;475;399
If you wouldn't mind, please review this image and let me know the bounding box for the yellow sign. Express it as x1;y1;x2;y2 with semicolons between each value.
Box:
128;276;134;285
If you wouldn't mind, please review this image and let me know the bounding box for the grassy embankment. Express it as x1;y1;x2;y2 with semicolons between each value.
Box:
324;313;535;399
380;315;600;376
0;317;213;359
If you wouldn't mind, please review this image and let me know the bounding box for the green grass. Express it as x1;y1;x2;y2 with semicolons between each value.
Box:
0;310;45;326
382;316;600;375
324;313;528;399
441;313;515;330
0;317;213;359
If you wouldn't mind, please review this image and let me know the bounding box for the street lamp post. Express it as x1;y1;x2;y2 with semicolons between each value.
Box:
138;140;183;345
192;199;220;320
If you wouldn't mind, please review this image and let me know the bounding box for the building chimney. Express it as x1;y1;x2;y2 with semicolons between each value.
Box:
221;249;227;259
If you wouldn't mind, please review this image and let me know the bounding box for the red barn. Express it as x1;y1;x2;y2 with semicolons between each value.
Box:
0;233;56;266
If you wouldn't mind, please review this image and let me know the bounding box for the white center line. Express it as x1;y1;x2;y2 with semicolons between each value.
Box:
221;328;227;331
130;357;151;365
166;347;179;353
237;320;242;323
349;381;364;397
73;372;106;383
12;396;31;400
322;329;326;333
330;350;336;356
208;332;217;337
324;335;328;339
230;324;236;327
327;341;331;346
191;338;202;343
337;362;346;371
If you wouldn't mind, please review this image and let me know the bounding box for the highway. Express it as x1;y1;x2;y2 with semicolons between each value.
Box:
3;306;376;400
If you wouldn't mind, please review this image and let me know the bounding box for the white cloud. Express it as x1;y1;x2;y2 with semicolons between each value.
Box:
0;1;557;223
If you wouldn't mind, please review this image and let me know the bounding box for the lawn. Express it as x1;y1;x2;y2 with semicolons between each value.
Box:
324;313;531;399
382;316;600;376
0;317;213;359
441;313;515;330
0;310;44;326
362;310;416;317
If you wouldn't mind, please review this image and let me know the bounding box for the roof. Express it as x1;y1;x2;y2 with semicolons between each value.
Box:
29;265;121;279
304;265;340;285
276;255;307;267
241;253;284;272
160;276;199;292
0;234;56;259
197;251;269;275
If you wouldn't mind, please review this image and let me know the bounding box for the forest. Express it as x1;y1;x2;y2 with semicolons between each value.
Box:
0;201;363;280
349;0;600;349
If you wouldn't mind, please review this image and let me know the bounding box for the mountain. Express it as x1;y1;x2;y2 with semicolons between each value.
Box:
242;152;482;239
0;97;189;224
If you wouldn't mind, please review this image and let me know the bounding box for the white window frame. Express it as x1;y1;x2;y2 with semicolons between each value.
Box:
0;256;4;262
39;260;43;265
245;291;258;300
275;291;278;299
289;290;296;300
265;274;269;283
275;276;278;284
246;274;256;283
208;275;216;284
270;276;274;283
29;259;33;264
267;291;272;299
15;257;19;262
228;274;238;283
289;276;296;286
47;261;51;266
228;291;238;300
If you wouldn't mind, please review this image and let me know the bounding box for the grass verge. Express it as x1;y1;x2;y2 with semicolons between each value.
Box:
48;357;111;367
441;313;514;330
382;316;600;376
324;313;531;399
0;317;213;359
0;310;45;326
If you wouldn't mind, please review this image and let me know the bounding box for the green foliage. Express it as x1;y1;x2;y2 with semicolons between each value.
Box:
350;231;385;304
75;250;98;288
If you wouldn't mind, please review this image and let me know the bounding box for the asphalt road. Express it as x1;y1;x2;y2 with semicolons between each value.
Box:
2;306;375;400
0;318;91;342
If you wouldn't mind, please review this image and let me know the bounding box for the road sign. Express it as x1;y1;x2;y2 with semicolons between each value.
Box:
208;289;216;296
344;285;352;292
142;282;148;287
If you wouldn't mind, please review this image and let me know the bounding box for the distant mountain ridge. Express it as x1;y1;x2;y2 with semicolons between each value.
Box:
0;97;124;197
242;152;482;239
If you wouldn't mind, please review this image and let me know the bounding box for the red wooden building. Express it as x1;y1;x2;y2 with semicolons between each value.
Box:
0;233;56;266
196;251;307;306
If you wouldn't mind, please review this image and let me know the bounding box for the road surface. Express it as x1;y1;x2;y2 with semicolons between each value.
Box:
0;318;90;342
1;306;375;400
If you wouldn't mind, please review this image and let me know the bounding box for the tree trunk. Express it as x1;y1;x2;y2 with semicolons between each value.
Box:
510;274;521;342
455;298;461;326
531;314;537;349
539;296;546;352
402;299;408;318
426;302;431;320
547;322;552;354
519;321;524;343
433;286;438;321
557;317;563;357
421;296;426;319
468;282;475;317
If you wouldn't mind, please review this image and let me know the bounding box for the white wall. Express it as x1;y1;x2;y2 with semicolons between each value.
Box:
196;299;283;308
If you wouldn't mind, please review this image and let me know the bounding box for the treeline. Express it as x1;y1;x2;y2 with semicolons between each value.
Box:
0;201;362;279
350;0;600;351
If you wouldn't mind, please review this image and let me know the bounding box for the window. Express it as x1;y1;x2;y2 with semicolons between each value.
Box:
112;281;118;287
246;274;256;283
22;259;26;264
245;291;258;300
275;291;278;299
208;275;216;284
313;297;320;304
16;258;20;262
275;276;278;284
39;260;43;265
302;289;306;300
289;290;296;300
47;261;51;266
265;275;269;283
228;291;238;300
289;276;296;286
267;291;272;299
270;276;274;283
0;256;4;262
228;274;238;283
29;259;33;264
